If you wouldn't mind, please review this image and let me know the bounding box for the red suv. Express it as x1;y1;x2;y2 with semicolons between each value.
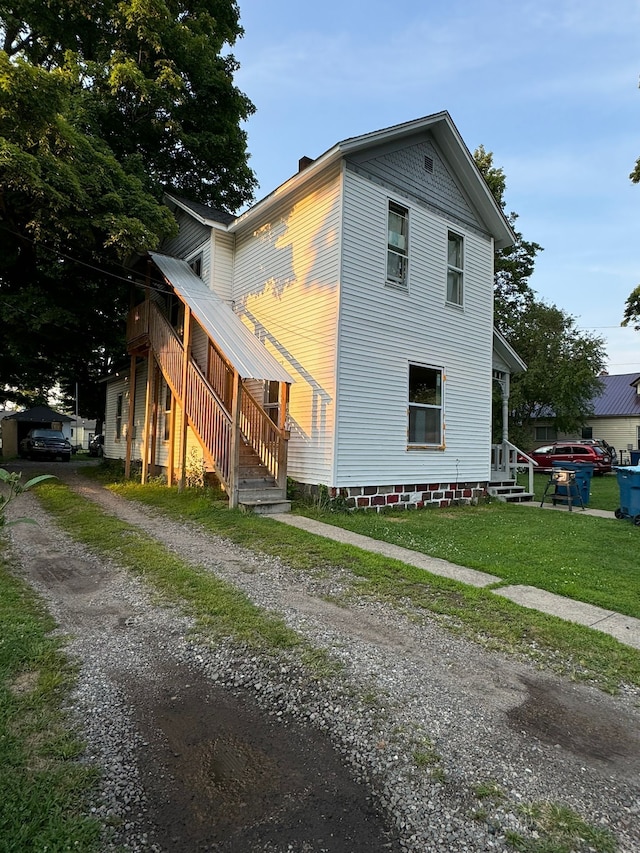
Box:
529;442;612;475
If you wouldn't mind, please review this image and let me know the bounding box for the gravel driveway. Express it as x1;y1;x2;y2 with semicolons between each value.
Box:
4;461;640;852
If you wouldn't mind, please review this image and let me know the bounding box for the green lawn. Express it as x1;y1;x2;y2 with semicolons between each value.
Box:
295;498;639;619
519;470;621;511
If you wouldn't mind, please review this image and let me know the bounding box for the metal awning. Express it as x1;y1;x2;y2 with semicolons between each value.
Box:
150;253;293;384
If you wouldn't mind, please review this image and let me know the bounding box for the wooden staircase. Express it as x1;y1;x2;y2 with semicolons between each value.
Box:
237;440;291;514
487;479;535;503
127;298;291;514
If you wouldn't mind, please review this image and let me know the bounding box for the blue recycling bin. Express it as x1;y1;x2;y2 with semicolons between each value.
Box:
630;450;640;466
551;461;593;507
614;465;640;525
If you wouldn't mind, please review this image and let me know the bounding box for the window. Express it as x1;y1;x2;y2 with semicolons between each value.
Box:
447;232;463;305
535;426;557;442
189;254;202;277
115;393;123;440
408;364;443;445
387;201;408;287
581;426;593;439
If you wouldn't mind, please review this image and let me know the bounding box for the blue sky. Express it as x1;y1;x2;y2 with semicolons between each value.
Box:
232;0;640;374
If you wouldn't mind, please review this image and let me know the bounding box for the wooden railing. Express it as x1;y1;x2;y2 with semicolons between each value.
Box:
185;359;232;484
239;385;288;489
126;299;288;493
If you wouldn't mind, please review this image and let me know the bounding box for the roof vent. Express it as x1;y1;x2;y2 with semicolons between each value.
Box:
424;155;434;173
298;156;314;172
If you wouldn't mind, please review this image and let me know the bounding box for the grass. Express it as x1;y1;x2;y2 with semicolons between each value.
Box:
0;547;102;852
64;472;640;693
34;482;314;659
519;470;621;511
294;498;640;620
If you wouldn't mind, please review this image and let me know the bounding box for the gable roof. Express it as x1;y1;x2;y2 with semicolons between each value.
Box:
232;111;515;249
3;405;72;422
591;373;640;417
164;193;236;227
150;253;293;384
493;329;527;374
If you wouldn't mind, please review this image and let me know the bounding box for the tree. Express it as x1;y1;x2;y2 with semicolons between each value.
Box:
621;285;640;330
474;146;607;445
0;1;256;413
503;302;606;448
473;146;542;330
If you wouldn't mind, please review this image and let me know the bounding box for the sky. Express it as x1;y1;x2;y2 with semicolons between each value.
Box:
231;0;640;375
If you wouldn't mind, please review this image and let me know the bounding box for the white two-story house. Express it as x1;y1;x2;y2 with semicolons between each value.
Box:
107;111;525;511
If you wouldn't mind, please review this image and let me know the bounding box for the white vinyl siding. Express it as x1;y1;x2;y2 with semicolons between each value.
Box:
210;230;235;302
335;169;495;486
232;166;343;485
578;416;640;453
162;209;209;258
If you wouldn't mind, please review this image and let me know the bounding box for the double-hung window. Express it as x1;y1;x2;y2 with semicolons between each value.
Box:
387;201;409;287
115;393;123;440
408;364;443;446
446;231;463;305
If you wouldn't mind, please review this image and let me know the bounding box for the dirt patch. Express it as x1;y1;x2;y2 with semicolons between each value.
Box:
507;677;640;774
130;660;396;852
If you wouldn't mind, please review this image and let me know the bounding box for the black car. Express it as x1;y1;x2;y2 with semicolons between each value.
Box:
19;428;72;462
88;434;104;457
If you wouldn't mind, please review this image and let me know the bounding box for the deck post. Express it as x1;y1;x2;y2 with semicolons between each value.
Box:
124;354;137;479
229;371;241;508
178;304;192;491
141;355;155;484
167;390;176;487
276;381;290;491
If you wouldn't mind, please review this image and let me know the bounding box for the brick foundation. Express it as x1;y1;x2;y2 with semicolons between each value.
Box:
296;481;487;511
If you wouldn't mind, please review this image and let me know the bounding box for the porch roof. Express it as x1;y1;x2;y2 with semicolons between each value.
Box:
150;253;293;384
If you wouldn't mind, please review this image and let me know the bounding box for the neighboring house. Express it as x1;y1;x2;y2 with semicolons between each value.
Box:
68;417;98;451
1;405;72;457
108;111;525;510
532;373;640;461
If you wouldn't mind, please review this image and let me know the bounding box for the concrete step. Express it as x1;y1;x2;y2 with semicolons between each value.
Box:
239;499;292;515
487;482;535;503
238;486;286;502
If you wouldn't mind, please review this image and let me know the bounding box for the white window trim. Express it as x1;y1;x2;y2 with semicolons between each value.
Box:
407;362;445;449
446;231;464;306
386;199;409;290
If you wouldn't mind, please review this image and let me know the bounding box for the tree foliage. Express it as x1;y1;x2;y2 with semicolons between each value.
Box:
621;284;640;330
473;145;542;330
474;146;607;446
503;302;605;447
0;0;256;415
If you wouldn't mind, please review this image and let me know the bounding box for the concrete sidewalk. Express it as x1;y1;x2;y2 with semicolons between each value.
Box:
270;513;640;651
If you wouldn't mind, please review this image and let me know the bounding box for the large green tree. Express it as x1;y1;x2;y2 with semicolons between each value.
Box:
0;0;256;416
622;146;640;328
474;146;606;446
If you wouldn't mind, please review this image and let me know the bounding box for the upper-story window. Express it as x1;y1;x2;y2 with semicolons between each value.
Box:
189;254;203;277
387;201;409;288
446;232;463;305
